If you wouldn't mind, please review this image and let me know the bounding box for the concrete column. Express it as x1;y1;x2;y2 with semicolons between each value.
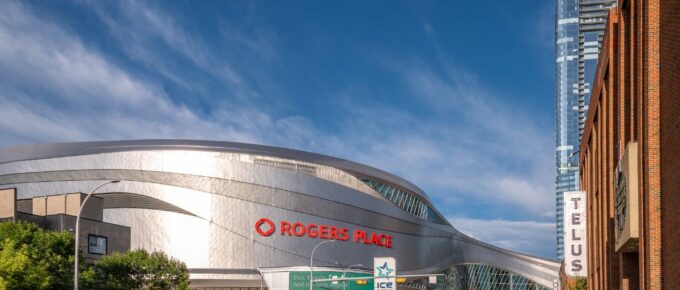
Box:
46;195;67;215
32;196;47;216
0;188;17;220
66;193;103;221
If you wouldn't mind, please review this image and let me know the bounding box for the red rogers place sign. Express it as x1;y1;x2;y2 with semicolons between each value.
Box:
254;218;393;249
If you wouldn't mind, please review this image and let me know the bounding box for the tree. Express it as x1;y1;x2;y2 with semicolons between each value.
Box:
573;277;587;290
0;221;189;290
565;277;587;290
86;249;189;290
0;221;75;289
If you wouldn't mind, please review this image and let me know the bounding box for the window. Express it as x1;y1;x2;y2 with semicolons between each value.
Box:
88;235;107;255
361;178;447;225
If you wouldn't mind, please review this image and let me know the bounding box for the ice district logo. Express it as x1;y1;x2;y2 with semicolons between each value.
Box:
373;257;396;290
375;262;394;277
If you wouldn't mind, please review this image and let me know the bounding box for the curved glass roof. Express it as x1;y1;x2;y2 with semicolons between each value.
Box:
438;264;551;290
361;178;446;225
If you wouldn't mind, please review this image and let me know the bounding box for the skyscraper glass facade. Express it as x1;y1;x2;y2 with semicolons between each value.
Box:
555;0;616;259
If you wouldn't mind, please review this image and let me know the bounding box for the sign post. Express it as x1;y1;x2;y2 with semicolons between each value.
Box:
373;257;396;290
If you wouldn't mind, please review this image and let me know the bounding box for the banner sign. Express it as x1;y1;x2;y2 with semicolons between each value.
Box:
289;271;371;290
564;191;587;277
255;218;393;249
373;257;396;290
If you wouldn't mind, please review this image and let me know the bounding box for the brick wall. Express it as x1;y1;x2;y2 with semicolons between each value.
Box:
660;0;680;289
578;0;678;289
580;7;621;290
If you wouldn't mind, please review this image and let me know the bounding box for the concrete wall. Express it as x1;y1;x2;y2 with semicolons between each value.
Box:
13;211;131;264
43;193;103;221
0;188;15;220
43;214;130;263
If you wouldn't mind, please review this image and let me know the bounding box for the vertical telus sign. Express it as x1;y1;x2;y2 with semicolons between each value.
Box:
563;191;587;276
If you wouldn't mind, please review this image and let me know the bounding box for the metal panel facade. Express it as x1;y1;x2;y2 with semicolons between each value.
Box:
0;140;559;288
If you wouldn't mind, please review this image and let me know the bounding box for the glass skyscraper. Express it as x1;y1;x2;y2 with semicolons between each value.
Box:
555;0;616;259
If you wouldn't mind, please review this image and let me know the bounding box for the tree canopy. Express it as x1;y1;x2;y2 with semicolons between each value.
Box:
83;249;189;290
0;221;75;289
0;221;189;290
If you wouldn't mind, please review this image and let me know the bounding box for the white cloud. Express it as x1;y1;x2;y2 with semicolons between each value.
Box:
315;62;556;218
85;0;270;100
0;1;259;145
449;217;555;258
0;1;556;257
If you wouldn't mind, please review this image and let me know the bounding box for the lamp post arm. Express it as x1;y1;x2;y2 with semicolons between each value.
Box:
310;240;336;290
74;180;119;290
77;181;111;218
343;263;362;290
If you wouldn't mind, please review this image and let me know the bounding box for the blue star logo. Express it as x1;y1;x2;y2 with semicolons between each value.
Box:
375;262;393;277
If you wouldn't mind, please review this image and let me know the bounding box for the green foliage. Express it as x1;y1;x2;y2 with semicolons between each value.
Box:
0;221;189;290
0;221;75;290
85;249;189;290
566;277;587;290
574;277;587;290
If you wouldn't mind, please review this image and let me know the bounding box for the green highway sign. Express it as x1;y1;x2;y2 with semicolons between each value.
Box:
289;271;372;290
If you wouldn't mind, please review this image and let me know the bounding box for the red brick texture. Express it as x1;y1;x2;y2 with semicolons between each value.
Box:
659;0;680;289
578;0;678;289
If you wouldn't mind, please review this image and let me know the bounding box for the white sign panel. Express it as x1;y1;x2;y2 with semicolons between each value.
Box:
374;257;396;290
564;191;587;277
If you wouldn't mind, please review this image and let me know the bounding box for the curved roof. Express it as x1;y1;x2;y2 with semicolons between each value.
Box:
0;139;560;285
0;139;432;202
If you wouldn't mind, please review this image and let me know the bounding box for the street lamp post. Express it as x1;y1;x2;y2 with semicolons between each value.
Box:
310;240;337;290
74;180;120;290
343;263;363;290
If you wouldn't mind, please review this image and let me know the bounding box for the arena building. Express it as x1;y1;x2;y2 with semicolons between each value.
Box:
0;140;559;289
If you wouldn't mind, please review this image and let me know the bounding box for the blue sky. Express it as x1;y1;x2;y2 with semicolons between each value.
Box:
0;1;557;258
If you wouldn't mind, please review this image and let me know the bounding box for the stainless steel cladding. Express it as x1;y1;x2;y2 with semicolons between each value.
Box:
0;140;559;288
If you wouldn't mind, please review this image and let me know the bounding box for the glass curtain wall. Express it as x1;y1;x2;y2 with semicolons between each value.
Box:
555;0;615;259
430;264;550;290
361;179;446;225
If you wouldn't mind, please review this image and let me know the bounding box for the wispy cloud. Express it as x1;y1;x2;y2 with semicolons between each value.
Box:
85;0;276;101
345;59;556;219
0;1;555;258
449;217;555;258
0;1;258;144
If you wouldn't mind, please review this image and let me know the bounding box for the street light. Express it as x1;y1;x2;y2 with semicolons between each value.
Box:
310;240;337;290
569;150;580;159
343;263;363;290
74;180;120;290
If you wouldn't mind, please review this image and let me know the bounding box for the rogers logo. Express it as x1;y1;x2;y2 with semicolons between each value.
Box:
255;218;276;236
254;218;393;249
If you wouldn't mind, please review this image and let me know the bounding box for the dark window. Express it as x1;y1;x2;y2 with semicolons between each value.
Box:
88;234;107;255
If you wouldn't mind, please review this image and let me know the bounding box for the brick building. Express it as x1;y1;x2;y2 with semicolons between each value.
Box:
578;0;680;289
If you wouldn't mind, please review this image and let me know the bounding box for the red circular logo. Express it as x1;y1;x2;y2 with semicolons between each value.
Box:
255;218;276;236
